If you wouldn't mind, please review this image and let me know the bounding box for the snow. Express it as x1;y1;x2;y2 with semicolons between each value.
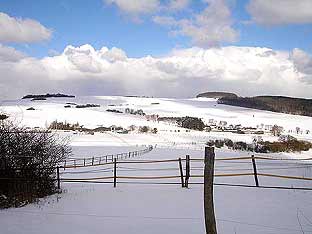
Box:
1;146;312;234
1;96;312;234
2;95;312;143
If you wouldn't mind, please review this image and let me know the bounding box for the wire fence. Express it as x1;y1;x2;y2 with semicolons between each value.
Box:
2;149;312;233
0;145;154;206
2;150;312;195
61;145;154;168
58;154;312;191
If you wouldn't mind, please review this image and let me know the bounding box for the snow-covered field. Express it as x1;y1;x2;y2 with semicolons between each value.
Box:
1;96;312;234
2;95;312;136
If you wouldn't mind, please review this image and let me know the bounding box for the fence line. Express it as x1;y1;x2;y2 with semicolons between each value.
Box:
60;156;312;183
57;180;312;191
61;145;153;168
191;156;312;162
3;152;312;193
258;173;312;181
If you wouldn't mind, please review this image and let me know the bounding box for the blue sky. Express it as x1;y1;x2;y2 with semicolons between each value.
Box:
1;0;312;58
1;0;312;99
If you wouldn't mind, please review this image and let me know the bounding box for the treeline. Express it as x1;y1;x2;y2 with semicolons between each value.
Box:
76;104;100;108
196;91;238;99
218;96;312;117
22;93;75;99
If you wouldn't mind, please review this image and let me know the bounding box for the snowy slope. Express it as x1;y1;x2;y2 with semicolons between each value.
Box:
2;95;312;136
1;96;312;234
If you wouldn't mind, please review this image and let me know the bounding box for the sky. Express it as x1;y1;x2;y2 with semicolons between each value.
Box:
0;0;312;99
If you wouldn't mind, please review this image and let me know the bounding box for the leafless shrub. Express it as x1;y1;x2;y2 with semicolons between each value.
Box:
0;120;71;208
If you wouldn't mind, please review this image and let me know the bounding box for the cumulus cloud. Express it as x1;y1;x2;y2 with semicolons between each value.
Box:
0;44;26;62
246;0;312;25
290;48;312;84
63;44;104;73
104;0;160;16
0;12;52;43
0;44;312;99
153;0;239;47
105;0;190;16
166;0;190;11
291;48;312;73
105;0;237;46
99;47;127;62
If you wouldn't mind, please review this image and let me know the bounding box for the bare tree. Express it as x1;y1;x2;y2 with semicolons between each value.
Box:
0;120;71;208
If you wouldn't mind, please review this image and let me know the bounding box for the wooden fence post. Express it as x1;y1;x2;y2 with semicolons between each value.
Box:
113;158;117;188
56;166;60;190
63;160;66;170
204;147;217;234
83;158;86;167
92;157;94;166
178;158;185;188
251;155;259;187
185;155;190;188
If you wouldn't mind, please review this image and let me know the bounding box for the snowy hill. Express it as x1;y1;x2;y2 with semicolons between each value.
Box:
1;95;312;234
2;95;312;141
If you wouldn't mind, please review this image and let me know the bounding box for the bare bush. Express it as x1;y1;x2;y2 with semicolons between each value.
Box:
0;121;71;208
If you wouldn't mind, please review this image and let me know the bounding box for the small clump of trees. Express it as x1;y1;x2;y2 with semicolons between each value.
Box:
206;135;312;153
139;126;149;133
138;126;158;134
158;116;205;131
49;120;81;131
260;135;312;153
76;104;100;108
271;124;284;136
178;117;205;131
106;109;123;113
0;120;71;208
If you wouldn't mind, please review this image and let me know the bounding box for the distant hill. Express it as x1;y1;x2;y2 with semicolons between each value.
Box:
218;95;312;117
22;93;75;99
196;92;238;99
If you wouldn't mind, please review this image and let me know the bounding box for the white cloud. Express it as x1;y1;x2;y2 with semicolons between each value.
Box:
99;47;127;62
0;12;52;43
291;48;312;73
246;0;312;25
290;48;312;84
153;15;177;25
104;0;160;15
0;44;26;62
0;44;312;99
105;0;237;46
166;0;190;11
153;0;239;47
104;0;190;16
63;44;104;73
